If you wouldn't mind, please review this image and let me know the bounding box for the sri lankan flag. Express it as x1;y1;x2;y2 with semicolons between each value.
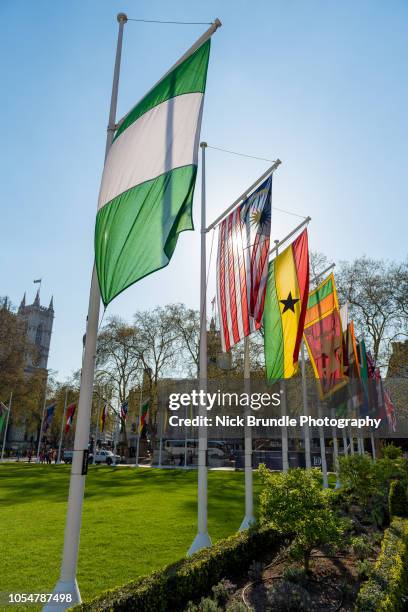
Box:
303;273;347;398
264;229;309;380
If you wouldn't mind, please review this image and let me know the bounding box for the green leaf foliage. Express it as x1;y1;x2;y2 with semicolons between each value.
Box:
258;465;344;571
389;480;408;518
356;518;408;611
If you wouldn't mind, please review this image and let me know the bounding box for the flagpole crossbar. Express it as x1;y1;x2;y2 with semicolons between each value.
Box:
312;263;336;285
268;216;311;257
206;159;282;233
127;18;214;26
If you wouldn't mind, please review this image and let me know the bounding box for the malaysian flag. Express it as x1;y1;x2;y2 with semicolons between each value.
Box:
216;176;272;352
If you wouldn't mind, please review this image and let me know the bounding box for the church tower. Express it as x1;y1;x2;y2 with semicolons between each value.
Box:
17;289;54;372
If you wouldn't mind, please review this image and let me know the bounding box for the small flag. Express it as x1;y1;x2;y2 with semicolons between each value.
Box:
0;402;9;433
264;228;309;380
303;273;347;397
65;403;76;433
217;176;272;352
384;387;396;432
43;404;56;432
100;404;107;432
95;39;212;306
120;400;129;421
139;399;150;435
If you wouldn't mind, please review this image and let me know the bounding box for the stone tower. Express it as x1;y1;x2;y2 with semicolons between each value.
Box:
17;289;54;372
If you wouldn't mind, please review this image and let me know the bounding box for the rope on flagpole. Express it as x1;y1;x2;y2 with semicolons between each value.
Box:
199;228;216;334
206;145;275;163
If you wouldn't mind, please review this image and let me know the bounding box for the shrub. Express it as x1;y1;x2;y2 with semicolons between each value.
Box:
382;443;403;460
282;565;307;584
356;517;408;611
258;465;344;572
356;559;373;580
211;579;236;606
351;535;372;560
266;579;312;611
389;480;408;518
247;560;264;582
75;525;283;612
225;603;252;612
338;454;377;507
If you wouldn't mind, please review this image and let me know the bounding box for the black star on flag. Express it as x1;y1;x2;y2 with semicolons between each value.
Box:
280;291;299;313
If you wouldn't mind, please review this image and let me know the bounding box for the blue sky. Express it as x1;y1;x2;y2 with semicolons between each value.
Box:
1;0;407;380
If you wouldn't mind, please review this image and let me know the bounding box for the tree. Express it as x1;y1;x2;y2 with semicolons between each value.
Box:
166;303;200;376
309;251;331;288
336;257;402;366
97;316;142;403
258;465;344;571
134;306;181;424
0;298;47;436
391;258;408;337
97;316;143;440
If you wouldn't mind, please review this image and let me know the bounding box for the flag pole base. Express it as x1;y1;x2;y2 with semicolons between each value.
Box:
42;579;81;611
187;531;212;556
239;514;256;532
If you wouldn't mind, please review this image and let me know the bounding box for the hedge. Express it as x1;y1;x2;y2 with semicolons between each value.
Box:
73;526;283;612
356;517;408;611
388;480;408;518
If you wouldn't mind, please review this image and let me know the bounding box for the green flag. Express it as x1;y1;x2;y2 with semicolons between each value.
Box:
95;40;211;306
0;402;8;433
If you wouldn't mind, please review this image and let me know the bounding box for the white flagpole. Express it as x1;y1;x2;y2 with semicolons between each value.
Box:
135;390;143;467
239;336;255;530
57;388;69;464
184;403;188;468
349;428;355;455
342;429;348;456
158;407;164;468
331;407;340;487
188;141;211;555
45;14;128;609
318;401;329;488
93;398;101;465
300;341;311;469
36;385;48;462
370;431;376;461
0;392;12;462
113;401;121;467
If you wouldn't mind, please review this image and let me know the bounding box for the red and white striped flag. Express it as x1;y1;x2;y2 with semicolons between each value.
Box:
216;176;272;352
65;402;76;433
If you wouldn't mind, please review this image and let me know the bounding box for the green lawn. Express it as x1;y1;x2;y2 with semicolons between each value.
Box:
0;465;261;604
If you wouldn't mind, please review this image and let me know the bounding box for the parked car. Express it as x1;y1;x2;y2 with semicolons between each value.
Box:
62;450;73;464
91;449;121;465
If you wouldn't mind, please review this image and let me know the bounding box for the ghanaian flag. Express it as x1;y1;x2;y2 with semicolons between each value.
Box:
264;229;309;380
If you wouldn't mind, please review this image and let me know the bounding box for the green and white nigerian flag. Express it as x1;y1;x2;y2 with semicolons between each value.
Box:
95;40;211;306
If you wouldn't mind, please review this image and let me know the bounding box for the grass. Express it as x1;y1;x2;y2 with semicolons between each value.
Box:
0;464;261;605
